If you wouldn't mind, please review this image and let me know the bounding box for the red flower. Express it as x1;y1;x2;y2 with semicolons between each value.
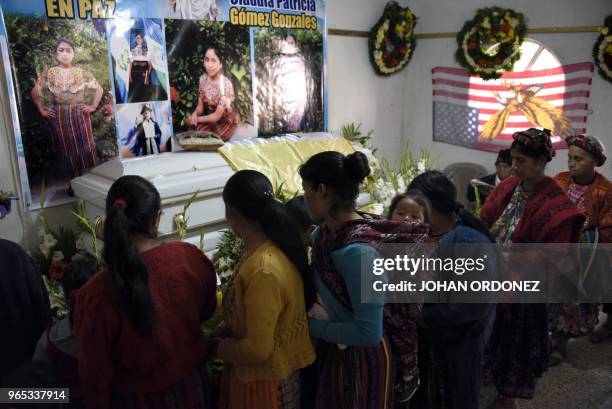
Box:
478;58;487;68
400;47;408;54
391;58;399;66
49;260;65;280
382;52;389;61
494;57;502;65
468;41;478;50
170;86;179;103
502;21;511;31
383;36;389;43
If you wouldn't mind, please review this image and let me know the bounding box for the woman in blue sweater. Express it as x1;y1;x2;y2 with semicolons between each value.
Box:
300;151;428;409
408;171;496;409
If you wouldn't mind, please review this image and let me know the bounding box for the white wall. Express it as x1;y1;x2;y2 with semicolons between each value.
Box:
404;0;612;179
327;0;412;163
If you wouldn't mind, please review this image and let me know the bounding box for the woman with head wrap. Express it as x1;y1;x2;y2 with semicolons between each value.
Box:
553;135;612;346
480;128;584;408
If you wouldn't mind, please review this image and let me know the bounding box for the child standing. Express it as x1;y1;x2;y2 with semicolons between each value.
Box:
386;190;431;404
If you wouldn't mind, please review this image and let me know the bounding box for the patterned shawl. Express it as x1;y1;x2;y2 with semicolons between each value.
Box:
312;214;429;373
480;176;584;243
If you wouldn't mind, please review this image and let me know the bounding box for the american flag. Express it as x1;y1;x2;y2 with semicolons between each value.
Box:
432;62;594;152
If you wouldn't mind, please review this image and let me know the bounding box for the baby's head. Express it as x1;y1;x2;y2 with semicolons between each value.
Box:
388;190;431;224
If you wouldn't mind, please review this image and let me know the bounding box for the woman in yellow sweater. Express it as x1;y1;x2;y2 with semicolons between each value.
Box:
215;170;316;409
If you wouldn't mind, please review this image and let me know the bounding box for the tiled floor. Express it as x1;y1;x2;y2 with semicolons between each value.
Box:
481;314;612;409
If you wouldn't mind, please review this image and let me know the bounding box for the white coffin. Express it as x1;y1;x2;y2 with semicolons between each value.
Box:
72;151;234;254
72;139;372;256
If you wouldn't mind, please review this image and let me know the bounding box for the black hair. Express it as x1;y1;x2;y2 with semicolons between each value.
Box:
62;255;99;324
387;190;432;224
407;171;494;242
285;196;313;233
299;151;370;216
204;46;224;65
55;37;75;52
223;170;315;309
104;175;160;335
495;149;512;166
133;32;147;47
140;105;152;115
510;128;555;162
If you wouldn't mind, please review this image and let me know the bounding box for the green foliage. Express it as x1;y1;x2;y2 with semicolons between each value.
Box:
341;123;374;150
254;28;324;135
175;191;199;240
273;180;299;204
165;20;253;132
72;199;103;265
3;16;116;177
473;185;482;217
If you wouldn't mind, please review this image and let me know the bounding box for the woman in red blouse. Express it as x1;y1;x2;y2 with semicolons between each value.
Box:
74;175;217;408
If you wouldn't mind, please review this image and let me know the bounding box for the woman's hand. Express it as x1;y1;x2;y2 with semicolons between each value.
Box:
219;96;231;108
187;111;198;126
214;103;226;118
308;302;330;321
82;105;97;114
40;108;55;119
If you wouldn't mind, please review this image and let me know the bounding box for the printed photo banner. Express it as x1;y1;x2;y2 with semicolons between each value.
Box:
0;0;327;207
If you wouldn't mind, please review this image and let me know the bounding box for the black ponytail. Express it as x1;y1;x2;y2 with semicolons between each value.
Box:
104;175;160;335
223;170;316;309
408;171;494;242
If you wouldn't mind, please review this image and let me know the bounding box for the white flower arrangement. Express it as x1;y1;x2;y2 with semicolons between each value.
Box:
364;142;433;216
460;24;522;76
598;38;612;77
456;7;527;80
369;2;417;76
593;15;612;84
38;227;58;258
213;230;245;287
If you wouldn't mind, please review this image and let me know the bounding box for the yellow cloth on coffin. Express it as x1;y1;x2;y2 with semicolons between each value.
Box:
218;135;355;195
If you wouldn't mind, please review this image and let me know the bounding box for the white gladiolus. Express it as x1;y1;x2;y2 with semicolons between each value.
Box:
39;232;57;258
76;234;88;251
52;251;64;263
417;158;427;173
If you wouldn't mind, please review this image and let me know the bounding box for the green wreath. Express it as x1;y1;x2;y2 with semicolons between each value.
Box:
455;7;527;80
369;1;417;76
593;15;612;84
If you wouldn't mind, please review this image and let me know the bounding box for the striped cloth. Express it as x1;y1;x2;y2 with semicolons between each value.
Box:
51;104;97;178
110;363;210;409
432;62;594;152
